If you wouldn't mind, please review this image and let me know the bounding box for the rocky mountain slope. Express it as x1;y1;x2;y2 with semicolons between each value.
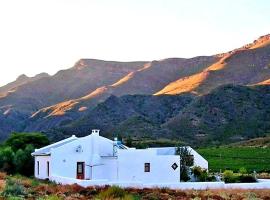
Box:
25;56;216;132
0;73;50;97
155;34;270;95
0;34;269;143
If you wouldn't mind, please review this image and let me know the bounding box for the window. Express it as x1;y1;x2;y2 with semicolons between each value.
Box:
77;162;84;174
144;163;150;172
47;161;50;177
37;161;39;175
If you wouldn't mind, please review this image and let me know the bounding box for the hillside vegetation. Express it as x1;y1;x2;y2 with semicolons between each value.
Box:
228;136;270;147
43;84;270;146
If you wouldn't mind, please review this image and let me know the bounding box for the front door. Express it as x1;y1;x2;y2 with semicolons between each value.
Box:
77;162;85;179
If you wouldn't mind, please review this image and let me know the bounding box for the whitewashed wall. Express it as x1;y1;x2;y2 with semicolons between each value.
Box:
150;147;208;170
189;147;208;169
35;156;51;179
50;134;116;180
118;149;180;183
93;157;118;181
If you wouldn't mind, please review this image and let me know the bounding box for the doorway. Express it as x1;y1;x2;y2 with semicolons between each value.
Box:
76;162;85;179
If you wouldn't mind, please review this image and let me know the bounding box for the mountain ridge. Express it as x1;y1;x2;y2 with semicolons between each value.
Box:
0;34;269;143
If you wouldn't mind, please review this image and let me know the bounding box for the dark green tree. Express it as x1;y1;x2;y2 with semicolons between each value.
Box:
14;145;35;176
126;136;133;147
0;147;15;174
176;146;194;182
5;132;49;151
0;132;49;175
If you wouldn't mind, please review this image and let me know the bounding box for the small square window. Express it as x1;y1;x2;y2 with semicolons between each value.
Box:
144;163;150;172
171;163;178;170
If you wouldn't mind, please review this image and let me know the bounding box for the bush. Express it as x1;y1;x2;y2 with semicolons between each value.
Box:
191;166;213;182
223;170;257;183
239;175;257;183
223;170;238;183
43;195;63;200
0;147;15;174
97;186;127;199
6;197;24;200
31;178;40;187
1;178;26;197
180;168;190;182
14;145;34;176
239;167;247;175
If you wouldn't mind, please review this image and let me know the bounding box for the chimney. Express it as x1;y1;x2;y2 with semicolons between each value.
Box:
90;129;101;166
91;129;100;136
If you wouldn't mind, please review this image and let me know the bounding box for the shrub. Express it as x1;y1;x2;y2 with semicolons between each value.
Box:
6;197;24;200
239;167;247;175
223;170;257;183
1;178;26;197
192;166;203;178
180;168;190;182
223;170;238;183
13;145;35;176
97;186;127;199
206;175;216;182
239;175;257;183
31;178;40;187
191;166;213;182
0;147;15;174
43;195;63;200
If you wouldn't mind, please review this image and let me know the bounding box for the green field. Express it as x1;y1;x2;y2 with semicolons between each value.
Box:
197;147;270;173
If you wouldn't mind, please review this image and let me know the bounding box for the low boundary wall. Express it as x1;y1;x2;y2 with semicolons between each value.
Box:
51;176;270;190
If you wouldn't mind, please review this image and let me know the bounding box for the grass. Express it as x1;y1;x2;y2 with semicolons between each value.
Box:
197;147;270;172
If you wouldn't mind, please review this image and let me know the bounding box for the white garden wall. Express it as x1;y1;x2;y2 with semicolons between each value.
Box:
50;175;270;190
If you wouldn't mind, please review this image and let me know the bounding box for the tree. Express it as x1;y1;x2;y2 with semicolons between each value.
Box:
0;132;49;176
0;147;15;174
14;145;35;176
176;146;194;182
126;136;133;147
116;133;123;143
5;132;49;151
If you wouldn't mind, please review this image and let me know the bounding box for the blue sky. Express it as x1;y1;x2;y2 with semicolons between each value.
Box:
0;0;269;86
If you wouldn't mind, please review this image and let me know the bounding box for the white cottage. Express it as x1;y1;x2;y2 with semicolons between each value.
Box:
32;130;208;187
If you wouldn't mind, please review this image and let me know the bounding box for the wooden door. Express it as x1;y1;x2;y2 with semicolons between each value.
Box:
77;162;85;179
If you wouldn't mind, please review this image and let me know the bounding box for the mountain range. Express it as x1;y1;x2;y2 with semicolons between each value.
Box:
0;34;269;145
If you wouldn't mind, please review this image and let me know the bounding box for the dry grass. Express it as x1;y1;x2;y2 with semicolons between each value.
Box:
0;172;7;180
0;172;6;191
155;71;209;95
1;175;270;199
257;173;270;179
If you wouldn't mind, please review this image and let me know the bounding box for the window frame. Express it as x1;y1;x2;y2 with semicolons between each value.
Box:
77;162;84;174
144;163;150;172
37;161;40;175
47;161;50;177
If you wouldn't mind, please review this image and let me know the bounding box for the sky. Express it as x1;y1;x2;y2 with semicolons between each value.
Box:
0;0;269;86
